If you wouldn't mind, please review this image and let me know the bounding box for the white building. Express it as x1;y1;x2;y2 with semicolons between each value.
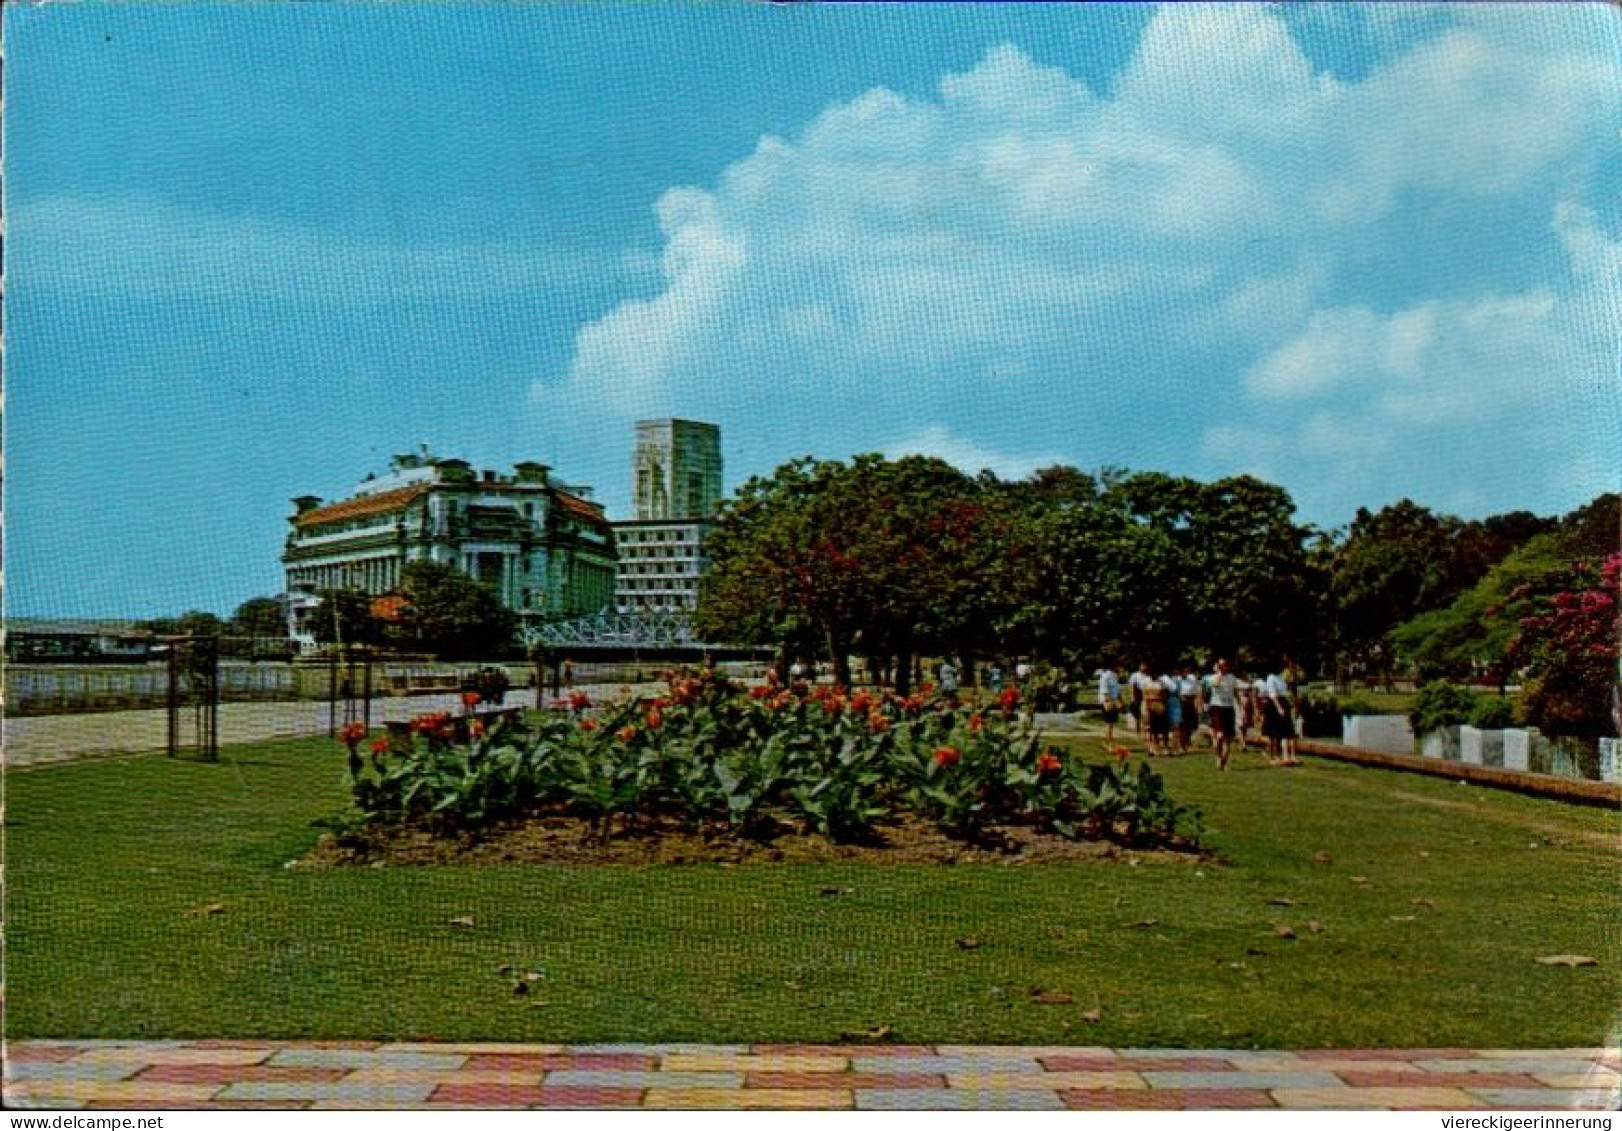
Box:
284;451;615;645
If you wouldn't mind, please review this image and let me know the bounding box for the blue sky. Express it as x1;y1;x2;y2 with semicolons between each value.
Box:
8;3;1618;618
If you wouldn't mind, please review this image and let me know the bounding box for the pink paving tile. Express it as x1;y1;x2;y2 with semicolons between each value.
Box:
1063;1088;1275;1110
461;1053;654;1073
4;1047;89;1062
136;1064;349;1085
1295;1048;1473;1061
1044;1056;1235;1073
1339;1071;1542;1089
745;1072;947;1090
430;1084;642;1108
753;1045;937;1057
303;1041;384;1050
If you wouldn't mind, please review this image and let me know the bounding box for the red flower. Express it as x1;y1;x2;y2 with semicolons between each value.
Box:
338;721;367;750
749;685;772;700
369;735;390;755
850;691;875;713
617;725;638;742
568;691;592;712
646;708;664;731
869;711;889;734
469;719;486;739
1036;752;1062;775
462;690;482;709
968;713;984;733
933;745;961;768
580;719;598;732
1110;744;1131;763
998;686;1020;711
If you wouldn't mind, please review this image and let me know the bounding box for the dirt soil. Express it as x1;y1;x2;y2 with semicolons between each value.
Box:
302;811;1207;869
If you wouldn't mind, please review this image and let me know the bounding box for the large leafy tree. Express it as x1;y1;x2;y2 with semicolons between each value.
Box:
135;609;227;637
231;596;287;639
390;561;516;660
307;588;387;647
1510;551;1619;736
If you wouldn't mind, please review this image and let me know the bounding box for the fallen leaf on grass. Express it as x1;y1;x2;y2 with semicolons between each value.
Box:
1274;924;1297;939
1267;897;1296;907
1133;918;1160;928
1305;921;1324;934
783;981;802;991
819;886;855;897
185;902;226;917
1535;955;1598;967
839;1023;894;1043
1387;915;1417;923
1080;1008;1103;1023
447;916;476;928
1410;898;1435;908
1350;876;1370;885
1312;851;1333;864
955;937;982;950
1031;989;1074;1005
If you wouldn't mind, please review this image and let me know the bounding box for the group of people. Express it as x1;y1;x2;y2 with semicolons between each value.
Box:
1097;659;1301;769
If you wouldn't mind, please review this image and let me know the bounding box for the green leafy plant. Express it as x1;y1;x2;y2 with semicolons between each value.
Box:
1408;681;1477;736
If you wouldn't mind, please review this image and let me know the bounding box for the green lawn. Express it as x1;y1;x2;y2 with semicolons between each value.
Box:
7;730;1619;1048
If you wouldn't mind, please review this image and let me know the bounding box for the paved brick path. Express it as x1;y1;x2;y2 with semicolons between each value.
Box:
5;1042;1617;1109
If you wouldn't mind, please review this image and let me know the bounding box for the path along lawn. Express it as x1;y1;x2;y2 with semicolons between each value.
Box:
7;729;1618;1048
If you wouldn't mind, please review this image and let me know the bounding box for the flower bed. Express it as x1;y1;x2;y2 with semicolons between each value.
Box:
333;671;1203;852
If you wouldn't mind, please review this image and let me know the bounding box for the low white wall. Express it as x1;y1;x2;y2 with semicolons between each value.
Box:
1459;725;1505;768
1343;714;1414;756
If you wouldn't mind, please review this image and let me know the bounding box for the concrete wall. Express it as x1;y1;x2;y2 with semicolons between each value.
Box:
1342;714;1414;756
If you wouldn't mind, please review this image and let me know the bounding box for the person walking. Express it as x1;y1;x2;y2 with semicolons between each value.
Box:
1128;661;1154;740
1097;663;1123;745
1176;665;1201;753
1161;669;1183;754
1263;663;1301;766
1206;658;1240;770
1141;668;1171;756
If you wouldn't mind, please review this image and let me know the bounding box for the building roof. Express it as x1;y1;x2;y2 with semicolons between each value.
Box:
295;484;429;528
554;491;610;528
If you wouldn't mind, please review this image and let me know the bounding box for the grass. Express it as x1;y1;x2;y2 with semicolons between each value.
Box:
7;727;1619;1048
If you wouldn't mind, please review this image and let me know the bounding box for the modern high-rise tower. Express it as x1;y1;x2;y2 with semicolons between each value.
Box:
616;419;722;615
632;418;722;521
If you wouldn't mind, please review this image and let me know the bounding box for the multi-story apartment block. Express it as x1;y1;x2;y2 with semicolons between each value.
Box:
283;451;615;645
614;420;722;615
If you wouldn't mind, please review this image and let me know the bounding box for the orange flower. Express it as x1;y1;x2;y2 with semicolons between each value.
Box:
933;745;961;768
646;708;664;731
869;711;889;734
617;726;638;742
580;719;598;732
462;690;482;709
1036;751;1062;775
369;735;390;755
968;713;984;733
338;721;367;750
568;691;592;711
469;719;486;739
1110;744;1131;763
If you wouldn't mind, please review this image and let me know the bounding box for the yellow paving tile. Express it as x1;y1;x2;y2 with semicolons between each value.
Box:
947;1071;1146;1090
76;1047;273;1067
645;1088;853;1110
4;1081;224;1105
377;1043;567;1055
1272;1086;1487;1109
1293;1059;1429;1073
341;1069;547;1086
661;1055;850;1074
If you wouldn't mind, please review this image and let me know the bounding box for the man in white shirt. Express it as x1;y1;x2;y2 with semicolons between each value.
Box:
1206;658;1240;770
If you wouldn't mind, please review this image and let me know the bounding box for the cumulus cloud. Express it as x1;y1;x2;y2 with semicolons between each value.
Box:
546;4;1618;522
883;425;1068;482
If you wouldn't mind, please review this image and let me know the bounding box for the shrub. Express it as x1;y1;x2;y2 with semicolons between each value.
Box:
1296;688;1342;738
1468;695;1518;730
1336;694;1382;718
338;669;1201;849
1409;681;1476;736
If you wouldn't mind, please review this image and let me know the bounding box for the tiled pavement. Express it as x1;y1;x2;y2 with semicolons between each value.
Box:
5;1043;1617;1110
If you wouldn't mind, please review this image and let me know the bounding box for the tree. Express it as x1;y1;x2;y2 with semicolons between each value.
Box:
231;596;287;639
307;589;386;647
1510;552;1619;736
135;610;227;637
391;561;516;660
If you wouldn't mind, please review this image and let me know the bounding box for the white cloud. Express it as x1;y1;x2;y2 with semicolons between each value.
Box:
545;6;1618;522
883;425;1068;482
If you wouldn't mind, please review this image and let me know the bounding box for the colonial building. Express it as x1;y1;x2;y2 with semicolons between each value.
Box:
283;451;615;645
613;419;722;615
